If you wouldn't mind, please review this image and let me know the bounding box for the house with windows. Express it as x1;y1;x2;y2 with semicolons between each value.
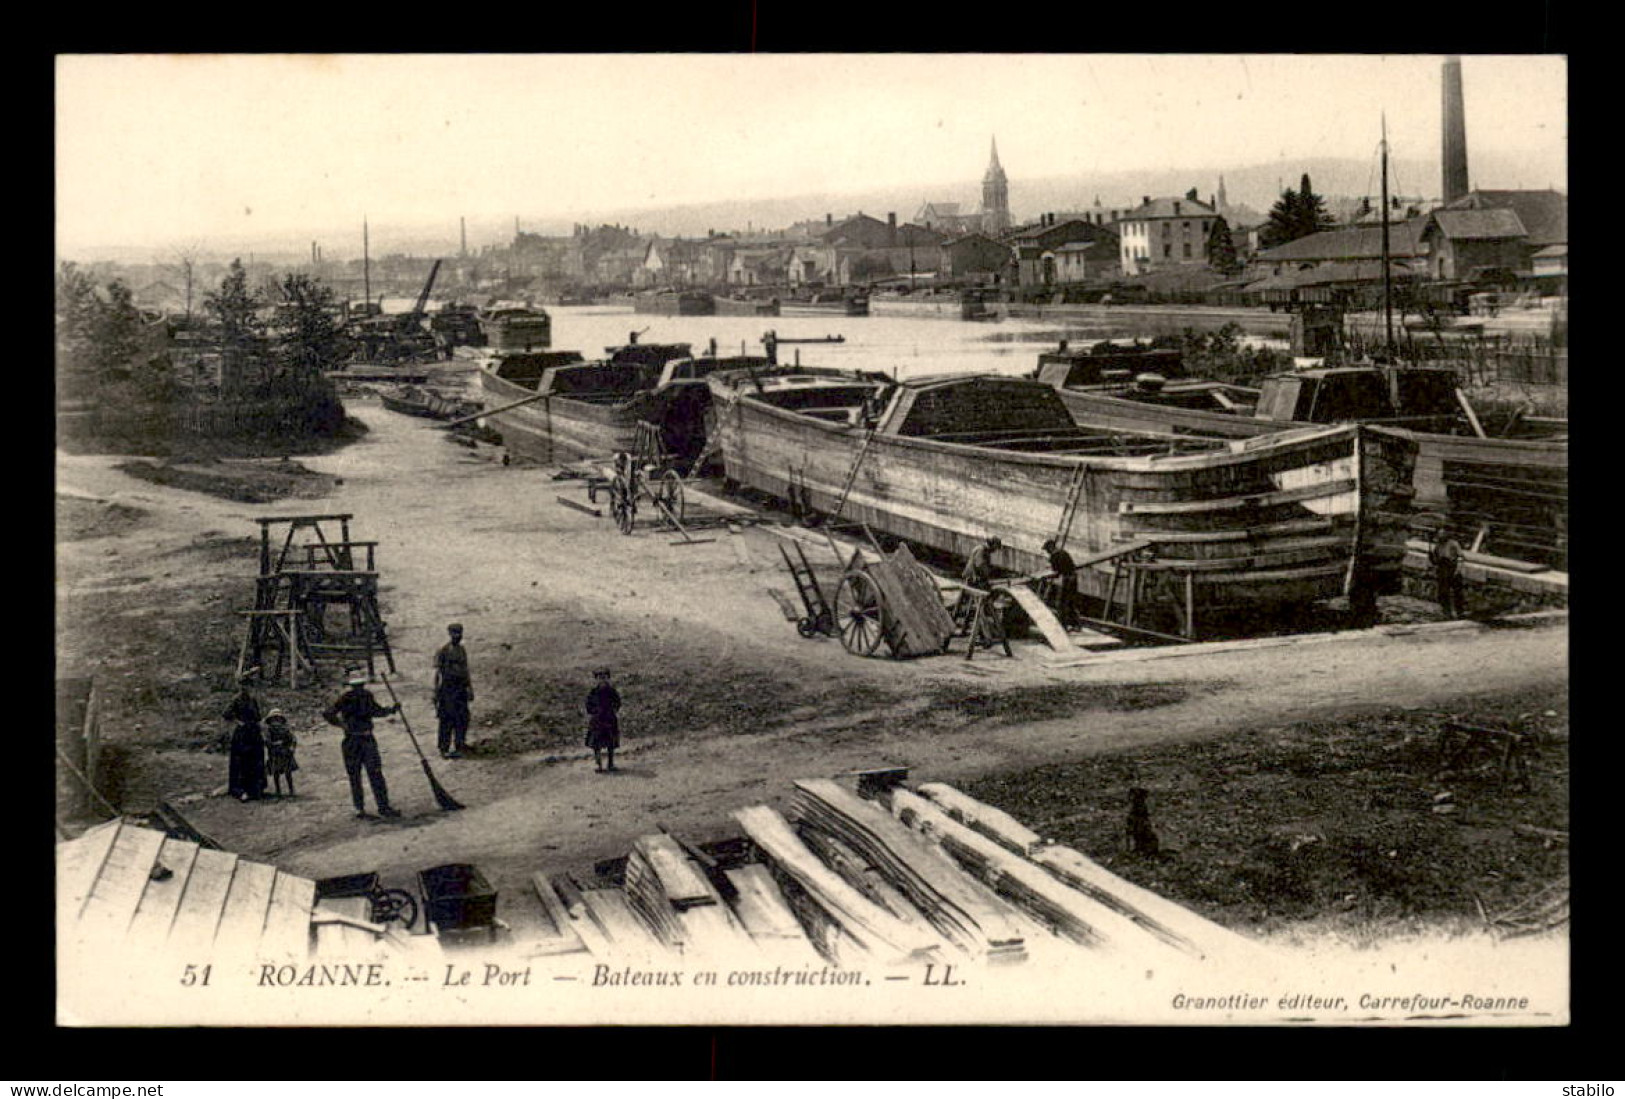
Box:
1252;221;1429;277
1419;209;1530;282
914;202;983;235
1428;189;1567;287
1116;193;1220;275
1004;217;1119;288
1045;240;1119;284
727;247;790;287
940;232;1013;281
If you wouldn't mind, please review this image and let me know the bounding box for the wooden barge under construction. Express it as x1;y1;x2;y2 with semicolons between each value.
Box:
706;368;1416;628
479;342;773;467
1035;346;1567;568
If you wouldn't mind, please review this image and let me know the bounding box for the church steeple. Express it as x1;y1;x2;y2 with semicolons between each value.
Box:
981;136;1011;234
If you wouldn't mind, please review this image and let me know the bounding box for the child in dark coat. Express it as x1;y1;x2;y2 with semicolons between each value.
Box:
264;709;299;797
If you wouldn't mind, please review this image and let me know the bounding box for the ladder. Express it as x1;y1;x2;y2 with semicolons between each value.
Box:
829;424;880;525
1052;463;1089;550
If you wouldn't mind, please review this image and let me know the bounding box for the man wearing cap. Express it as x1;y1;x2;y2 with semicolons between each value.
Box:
1428;523;1466;619
584;669;622;773
1042;538;1082;630
323;671;401;819
434;623;474;759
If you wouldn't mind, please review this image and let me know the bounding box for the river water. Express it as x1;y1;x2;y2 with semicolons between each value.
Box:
501;302;1290;381
370;296;1288;381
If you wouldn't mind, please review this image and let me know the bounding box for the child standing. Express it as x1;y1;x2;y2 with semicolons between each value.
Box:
264;709;299;798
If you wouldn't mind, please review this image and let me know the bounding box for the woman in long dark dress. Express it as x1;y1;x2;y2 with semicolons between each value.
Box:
224;681;268;802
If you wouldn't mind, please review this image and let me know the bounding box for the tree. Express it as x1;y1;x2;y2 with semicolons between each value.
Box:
55;263;177;401
1260;173;1336;249
204;259;266;389
1205;217;1243;276
1297;173;1335;237
166;243;205;321
274;273;348;379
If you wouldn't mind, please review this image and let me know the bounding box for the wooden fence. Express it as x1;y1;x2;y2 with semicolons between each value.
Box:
58;393;344;444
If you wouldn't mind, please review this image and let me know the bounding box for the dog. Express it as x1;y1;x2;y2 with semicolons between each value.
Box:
1125;786;1161;859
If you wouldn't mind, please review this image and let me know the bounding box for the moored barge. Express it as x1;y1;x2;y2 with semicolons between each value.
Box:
782;290;870;317
634;289;716;316
715;294;781;316
479;305;553;352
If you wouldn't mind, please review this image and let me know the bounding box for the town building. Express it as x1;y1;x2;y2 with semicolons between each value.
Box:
1116;192;1220;274
1439;190;1567;254
1419;208;1531;283
914;202;983;235
1251;220;1429;277
940;232;1014;281
1005;216;1120;287
1045;240;1119;284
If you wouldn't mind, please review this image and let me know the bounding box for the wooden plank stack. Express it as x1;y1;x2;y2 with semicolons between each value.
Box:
888;787;1183;957
791;779;1027;964
526;873;591;958
724;864;826;966
915;782;1043;854
914;783;1265;964
578;887;671;961
732;804;943;964
623;833;754;959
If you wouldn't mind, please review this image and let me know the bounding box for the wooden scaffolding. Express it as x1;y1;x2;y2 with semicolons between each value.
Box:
237;514;396;686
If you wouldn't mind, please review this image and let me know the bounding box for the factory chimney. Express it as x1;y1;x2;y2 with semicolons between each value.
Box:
1441;55;1470;203
460;217;468;258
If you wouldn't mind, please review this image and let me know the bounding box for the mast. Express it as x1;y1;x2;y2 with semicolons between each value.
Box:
363;217;372;309
1380;115;1393;356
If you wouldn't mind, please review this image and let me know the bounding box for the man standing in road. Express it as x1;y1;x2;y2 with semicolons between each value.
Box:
434;622;473;759
585;668;622;774
1042;538;1082;630
323;670;402;819
1429;524;1467;619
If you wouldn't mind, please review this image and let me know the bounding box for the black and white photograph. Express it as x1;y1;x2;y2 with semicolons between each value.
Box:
54;52;1568;1027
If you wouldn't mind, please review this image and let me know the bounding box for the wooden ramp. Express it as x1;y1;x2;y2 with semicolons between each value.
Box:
1004;584;1072;651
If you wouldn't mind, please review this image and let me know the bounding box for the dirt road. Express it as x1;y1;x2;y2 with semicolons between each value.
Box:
55;400;1568;938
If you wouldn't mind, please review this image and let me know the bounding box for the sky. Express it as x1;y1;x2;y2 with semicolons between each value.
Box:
55;53;1567;258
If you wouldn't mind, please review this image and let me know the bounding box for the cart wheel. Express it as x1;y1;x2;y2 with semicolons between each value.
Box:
796;617;818;639
372;888;419;931
657;470;686;526
610;477;636;535
834;572;886;656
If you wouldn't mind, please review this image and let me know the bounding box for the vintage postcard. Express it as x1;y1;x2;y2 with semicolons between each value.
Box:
55;53;1568;1027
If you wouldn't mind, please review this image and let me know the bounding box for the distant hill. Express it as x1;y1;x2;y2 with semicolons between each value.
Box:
59;150;1563;264
565;149;1562;237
